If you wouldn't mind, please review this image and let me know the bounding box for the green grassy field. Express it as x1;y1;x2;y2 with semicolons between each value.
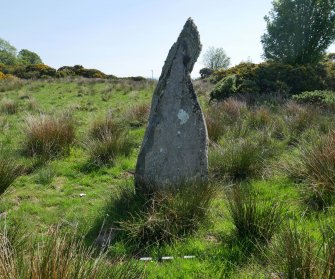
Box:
1;77;335;278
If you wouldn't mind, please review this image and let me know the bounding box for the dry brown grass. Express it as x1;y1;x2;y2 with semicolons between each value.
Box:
205;98;246;142
1;98;18;114
23;113;75;160
126;103;150;127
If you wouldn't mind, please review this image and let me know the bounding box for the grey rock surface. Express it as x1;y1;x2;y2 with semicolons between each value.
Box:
135;18;208;191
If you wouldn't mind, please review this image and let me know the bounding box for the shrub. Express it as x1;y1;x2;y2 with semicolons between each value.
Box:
199;68;213;79
0;98;17;114
23;113;75;160
0;153;22;196
292;90;335;108
210;75;237;101
226;185;282;242
16;64;57;79
0;225;142;279
210;62;330;101
85;113;132;165
112;181;218;249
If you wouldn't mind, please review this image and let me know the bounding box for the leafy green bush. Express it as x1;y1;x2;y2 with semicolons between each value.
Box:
210;62;331;100
199;68;213;79
57;65;107;79
210;75;237;101
292;90;335;108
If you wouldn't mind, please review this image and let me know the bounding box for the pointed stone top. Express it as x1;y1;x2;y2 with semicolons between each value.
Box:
176;18;202;72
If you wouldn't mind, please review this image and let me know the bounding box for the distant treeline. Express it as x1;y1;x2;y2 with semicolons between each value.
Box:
0;63;149;81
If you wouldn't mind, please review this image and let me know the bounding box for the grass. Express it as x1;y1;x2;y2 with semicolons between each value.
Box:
0;152;22;195
1;98;18;114
95;181;218;252
266;221;335;279
0;77;335;277
85;112;133;165
0;225;142;279
226;184;283;242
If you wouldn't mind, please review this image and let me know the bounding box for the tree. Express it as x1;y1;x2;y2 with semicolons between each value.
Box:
202;47;230;70
0;38;17;65
17;49;43;65
261;0;335;65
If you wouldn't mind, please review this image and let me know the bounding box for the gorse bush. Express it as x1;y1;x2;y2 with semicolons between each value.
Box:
108;181;218;250
226;185;282;242
23;113;75;160
210;62;332;100
86;113;132;165
210;75;237;101
0;225;142;279
293;90;335;108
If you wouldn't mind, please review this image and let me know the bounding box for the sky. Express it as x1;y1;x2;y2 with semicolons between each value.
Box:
2;0;335;78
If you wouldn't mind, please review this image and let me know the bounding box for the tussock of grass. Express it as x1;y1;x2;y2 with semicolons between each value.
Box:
23;113;75;160
0;225;142;279
226;185;282;242
1;98;18;114
125;103;150;127
209;133;279;181
85;113;133;165
101;181;218;250
266;222;335;279
0;153;22;195
205;99;246;142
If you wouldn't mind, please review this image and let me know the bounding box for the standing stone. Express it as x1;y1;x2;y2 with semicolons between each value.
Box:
135;18;208;191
